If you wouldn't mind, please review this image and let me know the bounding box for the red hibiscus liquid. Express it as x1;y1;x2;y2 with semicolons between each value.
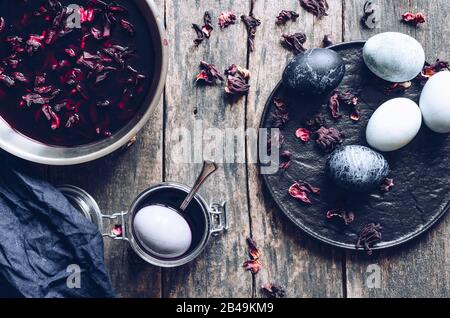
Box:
0;0;153;146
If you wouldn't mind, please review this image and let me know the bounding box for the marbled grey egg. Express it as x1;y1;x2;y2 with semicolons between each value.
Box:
326;145;389;192
363;32;425;83
282;48;345;96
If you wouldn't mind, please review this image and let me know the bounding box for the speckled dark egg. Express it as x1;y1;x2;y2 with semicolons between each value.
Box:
282;48;345;96
326;145;390;192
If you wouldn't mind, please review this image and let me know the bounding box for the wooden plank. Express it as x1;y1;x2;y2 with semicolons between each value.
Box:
162;0;252;298
46;0;166;298
343;0;450;298
246;0;345;298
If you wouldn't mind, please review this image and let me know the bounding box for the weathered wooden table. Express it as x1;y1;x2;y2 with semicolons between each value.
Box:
26;0;449;297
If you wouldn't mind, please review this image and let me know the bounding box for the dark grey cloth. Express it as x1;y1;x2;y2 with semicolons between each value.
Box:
0;167;114;298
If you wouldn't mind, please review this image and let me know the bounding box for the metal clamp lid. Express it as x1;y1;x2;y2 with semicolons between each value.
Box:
209;202;228;235
100;211;129;241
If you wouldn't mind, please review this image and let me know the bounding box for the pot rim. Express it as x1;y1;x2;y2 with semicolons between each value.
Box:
0;0;168;165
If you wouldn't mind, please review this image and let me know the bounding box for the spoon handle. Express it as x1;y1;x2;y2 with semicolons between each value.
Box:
180;161;218;212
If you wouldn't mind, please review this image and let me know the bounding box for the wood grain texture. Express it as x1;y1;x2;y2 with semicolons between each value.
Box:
162;0;252;298
45;0;166;297
246;0;345;298
343;0;450;298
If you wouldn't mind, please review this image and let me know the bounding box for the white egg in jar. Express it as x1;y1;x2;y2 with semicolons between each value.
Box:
133;205;192;258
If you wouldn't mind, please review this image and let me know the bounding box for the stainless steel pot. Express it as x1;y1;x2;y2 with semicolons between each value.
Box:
0;0;168;165
59;183;228;268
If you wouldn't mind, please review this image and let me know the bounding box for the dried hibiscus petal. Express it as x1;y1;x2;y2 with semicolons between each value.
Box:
112;224;123;237
41;105;61;130
329;91;359;121
279;150;293;170
0;74;15;87
314;126;344;152
300;0;329;19
401;12;426;26
243;259;262;274
0;17;5;33
295;128;311;142
322;34;333;47
281;32;307;55
224;64;250;97
276;10;299;25
326;208;355;225
243;237;261;274
218;12;237;29
418;59;450;82
305;114;326;130
270;109;289;128
329;92;341;119
196;61;224;85
119;19;136;36
385;81;412;94
261;283;286;298
241;1;261;52
12;72;29;83
356;223;382;255
380;178;394;193
289;181;320;204
246;237;260;260
193;11;213;45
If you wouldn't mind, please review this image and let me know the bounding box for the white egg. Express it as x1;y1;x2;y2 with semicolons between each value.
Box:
419;71;450;133
366;98;422;152
133;205;192;258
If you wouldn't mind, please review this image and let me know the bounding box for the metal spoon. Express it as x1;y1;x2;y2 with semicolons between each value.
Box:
180;161;218;212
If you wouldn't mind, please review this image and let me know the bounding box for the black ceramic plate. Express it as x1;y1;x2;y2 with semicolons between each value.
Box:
260;41;450;251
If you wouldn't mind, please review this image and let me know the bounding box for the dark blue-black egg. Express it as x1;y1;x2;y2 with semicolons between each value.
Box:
282;48;345;96
326;145;389;192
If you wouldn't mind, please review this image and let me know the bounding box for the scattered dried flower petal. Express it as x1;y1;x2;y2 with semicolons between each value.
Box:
224;64;250;98
356;223;382;255
313;126;344;152
295;128;311;142
261;283;286;298
196;61;224;85
218;12;237;29
326;208;355;225
0;17;5;33
380;178;394;193
418;59;450;82
270;107;289;128
289;181;320;204
401;12;426;26
112;224;123;237
193;11;213;45
329;91;360;121
329;92;341;119
305;114;326;130
243;237;261;274
276;10;299;25
243;259;262;274
279;150;293;170
289;182;312;204
300;0;329;19
385;81;412;94
241;1;261;52
246;237;260;260
281;32;307;55
322;34;333;47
